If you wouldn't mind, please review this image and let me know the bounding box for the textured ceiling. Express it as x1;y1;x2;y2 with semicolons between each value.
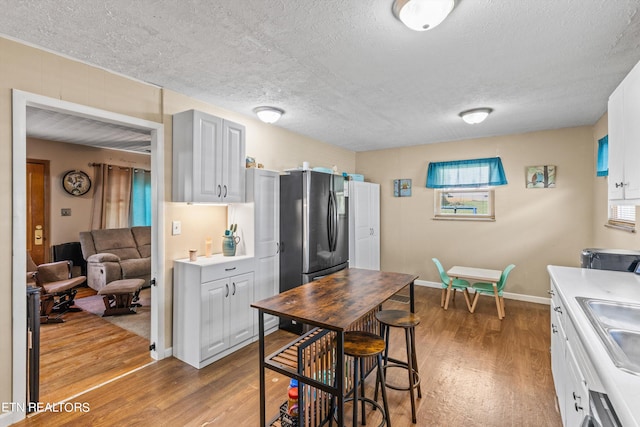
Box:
3;0;640;151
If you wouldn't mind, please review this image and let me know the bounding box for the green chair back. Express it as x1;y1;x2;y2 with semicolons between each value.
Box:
432;258;450;286
497;264;516;292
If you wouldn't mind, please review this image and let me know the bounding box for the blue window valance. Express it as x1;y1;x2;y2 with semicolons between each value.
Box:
426;157;508;188
597;135;608;177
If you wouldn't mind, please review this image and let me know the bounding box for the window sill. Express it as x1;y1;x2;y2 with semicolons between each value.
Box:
604;223;636;233
433;216;496;222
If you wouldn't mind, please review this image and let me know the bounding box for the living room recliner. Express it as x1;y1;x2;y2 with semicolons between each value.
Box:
28;252;86;323
79;226;151;292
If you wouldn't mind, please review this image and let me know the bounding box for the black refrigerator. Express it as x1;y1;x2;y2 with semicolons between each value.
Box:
279;170;349;333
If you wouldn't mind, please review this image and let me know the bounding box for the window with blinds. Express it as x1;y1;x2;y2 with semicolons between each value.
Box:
607;204;636;232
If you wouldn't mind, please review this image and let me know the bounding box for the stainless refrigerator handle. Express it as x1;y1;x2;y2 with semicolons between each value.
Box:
327;193;334;251
332;191;339;251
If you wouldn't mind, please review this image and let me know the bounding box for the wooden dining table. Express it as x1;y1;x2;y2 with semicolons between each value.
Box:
251;268;418;427
446;265;503;317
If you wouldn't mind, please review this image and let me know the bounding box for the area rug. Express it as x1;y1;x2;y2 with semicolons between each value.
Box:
74;287;151;340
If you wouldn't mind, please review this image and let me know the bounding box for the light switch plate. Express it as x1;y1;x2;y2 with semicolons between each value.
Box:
172;220;181;235
61;208;71;216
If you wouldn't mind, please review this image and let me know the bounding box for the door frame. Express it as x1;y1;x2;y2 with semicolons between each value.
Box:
11;89;166;422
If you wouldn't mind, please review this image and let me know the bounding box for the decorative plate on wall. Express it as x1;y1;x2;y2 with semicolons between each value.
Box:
62;170;92;196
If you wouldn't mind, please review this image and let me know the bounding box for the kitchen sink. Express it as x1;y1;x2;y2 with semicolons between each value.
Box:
576;297;640;375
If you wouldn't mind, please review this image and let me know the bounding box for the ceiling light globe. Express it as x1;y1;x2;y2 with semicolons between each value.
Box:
459;108;493;125
393;0;455;31
253;106;284;124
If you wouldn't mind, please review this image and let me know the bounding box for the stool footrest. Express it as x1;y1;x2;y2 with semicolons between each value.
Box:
381;363;421;391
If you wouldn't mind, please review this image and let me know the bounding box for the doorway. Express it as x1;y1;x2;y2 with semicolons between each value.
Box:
26;160;50;265
12;90;166;423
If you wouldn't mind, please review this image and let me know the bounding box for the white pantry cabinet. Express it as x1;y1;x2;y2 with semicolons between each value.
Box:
348;181;380;270
608;59;640;203
172;109;246;203
173;255;254;369
231;168;280;333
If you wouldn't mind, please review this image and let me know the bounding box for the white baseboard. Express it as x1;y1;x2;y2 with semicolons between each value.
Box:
414;279;551;306
0;410;21;427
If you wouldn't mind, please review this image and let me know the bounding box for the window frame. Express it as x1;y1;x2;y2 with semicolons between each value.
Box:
433;187;496;221
606;204;636;232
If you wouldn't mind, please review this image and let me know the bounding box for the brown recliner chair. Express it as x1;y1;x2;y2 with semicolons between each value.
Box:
27;252;86;323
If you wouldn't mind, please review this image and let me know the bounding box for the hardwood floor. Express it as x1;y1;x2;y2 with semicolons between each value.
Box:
36;286;153;404
18;286;561;427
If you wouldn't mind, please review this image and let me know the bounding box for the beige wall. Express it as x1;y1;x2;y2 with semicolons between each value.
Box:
355;126;597;298
27;138;151;246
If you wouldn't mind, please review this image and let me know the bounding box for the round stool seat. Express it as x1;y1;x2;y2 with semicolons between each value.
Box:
344;331;386;357
376;309;421;328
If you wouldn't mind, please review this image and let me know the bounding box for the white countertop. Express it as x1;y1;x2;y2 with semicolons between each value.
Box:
547;265;640;427
174;253;253;266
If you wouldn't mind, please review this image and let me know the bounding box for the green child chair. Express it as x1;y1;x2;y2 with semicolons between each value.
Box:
432;258;472;311
470;264;516;319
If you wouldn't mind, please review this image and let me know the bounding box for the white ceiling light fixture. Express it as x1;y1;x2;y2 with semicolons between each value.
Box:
253;106;284;124
392;0;455;32
459;108;493;125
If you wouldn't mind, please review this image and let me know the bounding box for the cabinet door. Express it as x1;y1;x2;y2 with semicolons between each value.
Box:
564;341;588;426
201;278;229;360
221;120;246;203
608;86;625;201
350;182;381;270
255;254;279;331
228;272;254;347
255;170;280;257
369;183;381;270
623;64;640;200
550;309;566;425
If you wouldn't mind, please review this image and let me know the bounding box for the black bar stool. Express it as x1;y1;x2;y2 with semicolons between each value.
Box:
342;330;391;427
375;310;422;423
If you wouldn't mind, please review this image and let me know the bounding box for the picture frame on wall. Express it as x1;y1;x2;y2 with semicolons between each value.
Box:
526;165;556;188
394;179;412;197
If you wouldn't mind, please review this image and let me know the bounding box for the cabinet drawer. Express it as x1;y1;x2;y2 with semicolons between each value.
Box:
201;258;254;283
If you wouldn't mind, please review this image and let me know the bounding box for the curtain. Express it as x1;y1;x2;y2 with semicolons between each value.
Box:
90;164;133;229
426;157;508;188
130;168;152;226
597;135;608;177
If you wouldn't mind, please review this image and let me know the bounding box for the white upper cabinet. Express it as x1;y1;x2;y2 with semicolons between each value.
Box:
172;109;246;203
348;181;380;270
608;60;640;204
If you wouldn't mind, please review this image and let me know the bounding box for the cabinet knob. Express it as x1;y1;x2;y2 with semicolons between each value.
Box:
615;182;626;188
551;324;558;334
223;185;228;197
217;185;222;197
232;282;236;295
276;242;280;254
225;284;229;297
574;402;583;412
553;306;562;314
547;289;555;296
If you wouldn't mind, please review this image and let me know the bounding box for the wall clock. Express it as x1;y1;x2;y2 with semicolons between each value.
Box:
62;170;92;196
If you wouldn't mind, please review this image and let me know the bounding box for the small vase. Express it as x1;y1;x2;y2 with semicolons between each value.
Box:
222;235;240;256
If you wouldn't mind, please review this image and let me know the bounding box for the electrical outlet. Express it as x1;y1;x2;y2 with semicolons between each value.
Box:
61;208;71;216
172;220;181;235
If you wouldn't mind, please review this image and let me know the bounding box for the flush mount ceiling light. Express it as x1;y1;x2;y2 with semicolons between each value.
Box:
253;106;284;124
392;0;455;31
459;108;493;125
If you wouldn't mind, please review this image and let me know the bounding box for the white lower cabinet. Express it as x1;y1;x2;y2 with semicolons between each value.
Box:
174;256;255;369
550;280;594;426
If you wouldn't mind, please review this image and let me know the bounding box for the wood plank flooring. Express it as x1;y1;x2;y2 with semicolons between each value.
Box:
36;286;153;404
17;286;561;427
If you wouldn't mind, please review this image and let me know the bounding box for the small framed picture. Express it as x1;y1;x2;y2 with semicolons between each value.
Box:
526;165;556;188
394;179;412;197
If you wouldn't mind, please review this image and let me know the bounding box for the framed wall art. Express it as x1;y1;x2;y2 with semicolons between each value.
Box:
526;165;556;188
393;179;412;197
